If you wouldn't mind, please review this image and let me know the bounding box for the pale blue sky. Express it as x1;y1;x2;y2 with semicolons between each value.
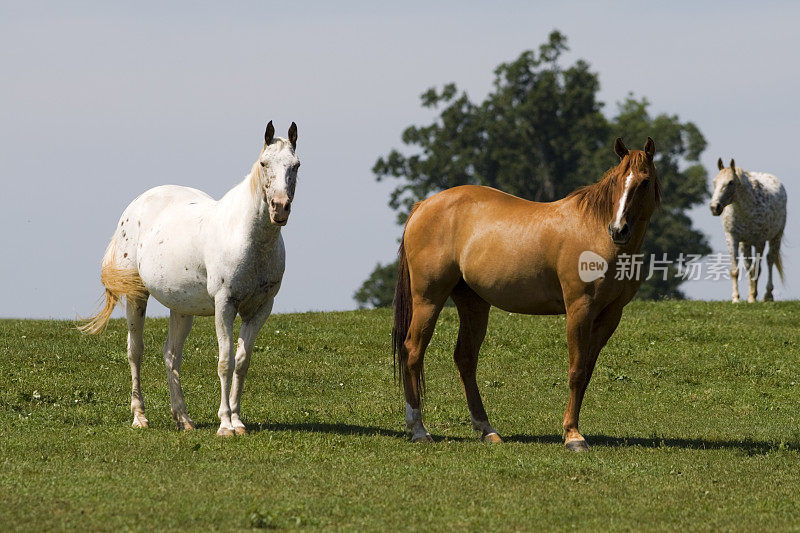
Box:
1;1;797;318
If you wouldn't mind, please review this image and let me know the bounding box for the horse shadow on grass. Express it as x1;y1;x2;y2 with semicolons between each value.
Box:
237;421;475;442
225;422;799;454
505;434;800;455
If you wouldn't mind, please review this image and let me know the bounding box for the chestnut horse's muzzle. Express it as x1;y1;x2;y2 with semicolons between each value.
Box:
608;222;631;245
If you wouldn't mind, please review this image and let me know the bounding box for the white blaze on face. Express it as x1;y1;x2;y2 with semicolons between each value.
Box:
613;172;634;229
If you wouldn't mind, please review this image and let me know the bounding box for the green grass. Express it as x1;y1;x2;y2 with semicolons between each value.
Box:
1;301;799;531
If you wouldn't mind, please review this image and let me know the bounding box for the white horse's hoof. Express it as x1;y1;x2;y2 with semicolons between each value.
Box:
233;426;247;436
131;415;149;429
411;433;433;443
216;427;235;437
482;432;503;443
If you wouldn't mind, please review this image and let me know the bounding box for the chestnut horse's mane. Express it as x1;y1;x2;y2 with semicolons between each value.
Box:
566;151;661;223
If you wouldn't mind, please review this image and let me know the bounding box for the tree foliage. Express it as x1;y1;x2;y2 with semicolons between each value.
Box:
354;261;399;309
355;30;710;307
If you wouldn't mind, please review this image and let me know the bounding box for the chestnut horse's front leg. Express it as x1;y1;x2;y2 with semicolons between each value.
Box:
562;298;595;452
563;300;624;451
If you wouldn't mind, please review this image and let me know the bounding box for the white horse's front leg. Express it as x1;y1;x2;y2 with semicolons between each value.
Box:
230;299;274;435
214;297;238;436
163;311;195;430
726;235;740;303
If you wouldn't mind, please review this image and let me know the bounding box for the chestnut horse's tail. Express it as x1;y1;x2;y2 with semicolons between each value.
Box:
78;236;147;335
393;235;412;389
393;205;421;392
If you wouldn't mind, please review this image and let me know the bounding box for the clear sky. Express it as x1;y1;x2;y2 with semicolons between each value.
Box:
1;1;797;318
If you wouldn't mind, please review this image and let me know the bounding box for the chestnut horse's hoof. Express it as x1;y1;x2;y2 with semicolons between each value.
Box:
565;438;590;452
411;433;433;443
216;427;235;437
482;432;503;443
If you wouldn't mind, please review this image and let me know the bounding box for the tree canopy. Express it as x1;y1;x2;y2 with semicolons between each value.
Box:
356;30;710;307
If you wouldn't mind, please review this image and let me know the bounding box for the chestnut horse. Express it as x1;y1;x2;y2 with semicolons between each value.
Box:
393;138;660;451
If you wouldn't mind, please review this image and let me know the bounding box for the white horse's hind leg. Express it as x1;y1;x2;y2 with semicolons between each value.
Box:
163;311;195;430
765;235;781;301
126;297;149;428
740;244;756;303
726;235;740;303
214;298;238;436
230;300;274;435
747;243;765;303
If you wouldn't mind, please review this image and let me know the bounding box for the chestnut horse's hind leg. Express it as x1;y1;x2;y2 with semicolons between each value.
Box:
403;298;445;442
451;283;500;443
126;296;149;429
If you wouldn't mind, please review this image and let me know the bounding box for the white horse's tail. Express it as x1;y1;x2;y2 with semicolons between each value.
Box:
774;240;784;282
78;236;147;335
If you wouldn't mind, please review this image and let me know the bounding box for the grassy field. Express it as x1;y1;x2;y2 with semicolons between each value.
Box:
1;301;799;531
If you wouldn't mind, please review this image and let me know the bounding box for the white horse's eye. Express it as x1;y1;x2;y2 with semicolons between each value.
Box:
260;161;267;167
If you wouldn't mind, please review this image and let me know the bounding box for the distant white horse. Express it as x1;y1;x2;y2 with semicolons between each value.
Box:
80;121;300;436
710;158;786;303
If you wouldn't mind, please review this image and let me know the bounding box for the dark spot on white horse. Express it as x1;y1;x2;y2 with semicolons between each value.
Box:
221;277;225;284
123;253;128;258
138;221;141;227
159;240;164;244
185;267;188;271
122;230;126;238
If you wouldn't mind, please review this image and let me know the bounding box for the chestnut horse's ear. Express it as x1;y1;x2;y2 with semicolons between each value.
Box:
717;157;724;171
288;122;298;149
614;138;628;159
730;158;735;170
264;120;275;145
644;137;655;159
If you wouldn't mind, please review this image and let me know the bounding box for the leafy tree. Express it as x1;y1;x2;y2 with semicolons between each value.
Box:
355;30;709;307
354;261;398;309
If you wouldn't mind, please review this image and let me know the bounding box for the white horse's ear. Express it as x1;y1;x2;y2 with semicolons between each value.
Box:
730;158;736;170
264;121;275;145
644;137;655;159
717;157;724;171
288;122;298;149
614;138;628;159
